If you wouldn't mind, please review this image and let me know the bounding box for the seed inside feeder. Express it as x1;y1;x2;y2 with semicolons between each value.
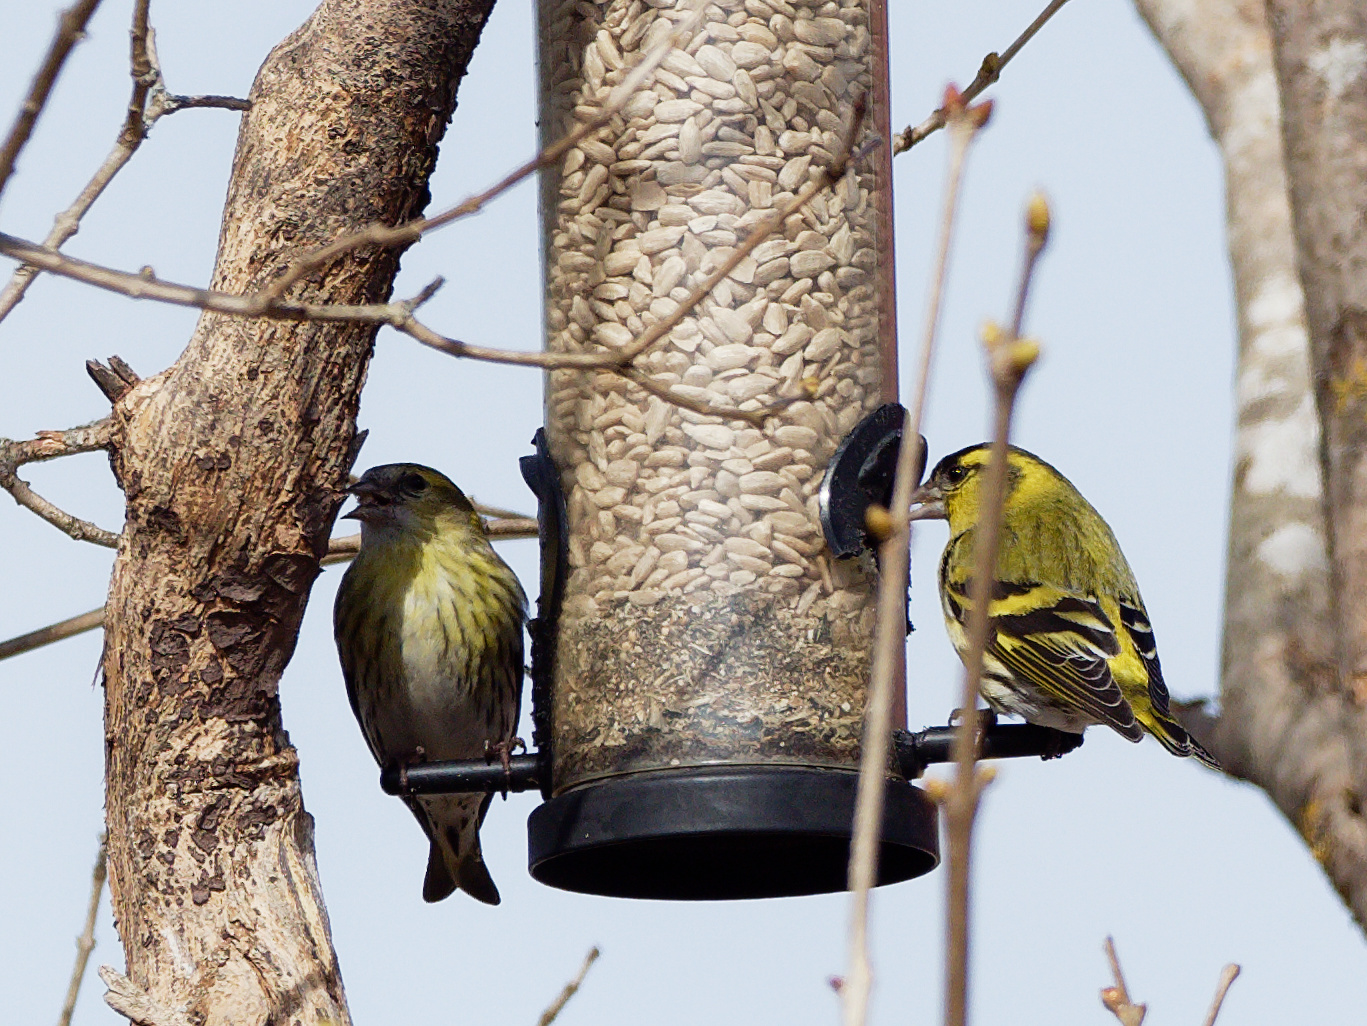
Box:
539;0;896;793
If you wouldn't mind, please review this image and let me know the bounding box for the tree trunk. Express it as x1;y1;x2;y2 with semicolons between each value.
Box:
1260;0;1367;920
1135;0;1367;929
99;1;496;1023
1264;1;1367;693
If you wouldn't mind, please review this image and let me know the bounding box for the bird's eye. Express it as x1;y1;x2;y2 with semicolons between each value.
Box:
399;472;429;496
944;464;968;485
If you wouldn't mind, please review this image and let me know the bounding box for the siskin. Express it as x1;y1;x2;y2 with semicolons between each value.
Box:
909;444;1217;767
334;463;527;903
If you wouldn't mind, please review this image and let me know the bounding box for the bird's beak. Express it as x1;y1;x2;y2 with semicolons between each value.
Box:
342;481;385;522
906;481;947;522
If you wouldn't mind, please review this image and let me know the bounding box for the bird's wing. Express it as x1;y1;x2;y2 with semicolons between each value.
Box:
334;604;392;766
1116;598;1173;713
947;577;1142;739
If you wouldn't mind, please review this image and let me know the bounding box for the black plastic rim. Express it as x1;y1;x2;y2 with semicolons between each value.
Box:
527;765;939;900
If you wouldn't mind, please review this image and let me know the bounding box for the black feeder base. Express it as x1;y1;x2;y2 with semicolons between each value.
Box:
527;765;939;900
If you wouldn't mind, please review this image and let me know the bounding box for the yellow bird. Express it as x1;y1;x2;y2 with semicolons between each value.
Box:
334;464;527;902
910;444;1217;767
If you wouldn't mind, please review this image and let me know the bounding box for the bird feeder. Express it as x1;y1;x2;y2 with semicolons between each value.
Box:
379;0;1084;902
528;0;937;899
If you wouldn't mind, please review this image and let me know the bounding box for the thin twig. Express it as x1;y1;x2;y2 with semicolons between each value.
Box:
0;1;246;323
840;90;988;1026
0;514;538;662
0;470;120;546
0;420;119;546
321;514;538;565
893;0;1072;154
941;195;1047;1026
1100;937;1148;1026
0;607;105;661
158;94;249;114
0;0;104;198
260;0;708;300
0;419;112;466
397;318;627;371
0;0;862;432
537;946;600;1026
0;231;627;373
57;835;108;1026
1010;194;1050;339
0;91;865;428
1200;964;1241;1026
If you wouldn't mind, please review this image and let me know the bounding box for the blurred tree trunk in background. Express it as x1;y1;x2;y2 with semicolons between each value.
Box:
98;1;494;1023
1135;0;1367;930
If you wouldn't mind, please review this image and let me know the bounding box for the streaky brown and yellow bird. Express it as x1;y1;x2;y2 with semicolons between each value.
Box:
334;463;527;903
909;443;1218;767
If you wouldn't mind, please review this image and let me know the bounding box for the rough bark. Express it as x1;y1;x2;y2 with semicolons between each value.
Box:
1264;1;1367;694
1261;0;1367;918
1135;0;1367;928
99;1;496;1023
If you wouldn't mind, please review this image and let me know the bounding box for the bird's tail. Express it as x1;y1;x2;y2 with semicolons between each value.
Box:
419;794;501;905
1137;708;1220;769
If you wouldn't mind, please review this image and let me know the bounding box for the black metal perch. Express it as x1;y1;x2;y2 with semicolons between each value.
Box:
375;423;1084;901
379;723;1084;799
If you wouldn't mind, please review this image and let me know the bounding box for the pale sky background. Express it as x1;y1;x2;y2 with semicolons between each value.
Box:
3;1;1364;1023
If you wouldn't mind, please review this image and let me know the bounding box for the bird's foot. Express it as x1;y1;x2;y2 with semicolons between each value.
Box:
389;748;428;790
484;738;526;796
1039;728;1085;761
947;707;997;751
948;707;998;730
485;736;526;772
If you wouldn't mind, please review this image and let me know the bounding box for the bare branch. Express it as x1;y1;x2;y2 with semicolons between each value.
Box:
841;91;988;1026
1201;964;1241;1026
261;0;709;300
893;0;1072;154
537;947;600;1026
0;419;118;546
157;94;249;114
0;232;620;375
1011;194;1051;339
0;0;862;440
57;835;108;1026
0;229;364;316
0;0;104;198
0;607;105;662
0;419;111;466
397;318;622;371
0;86;865;431
1100;937;1148;1026
0;471;120;546
86;357;141;402
941;194;1044;1026
0;0;248;322
0;515;536;662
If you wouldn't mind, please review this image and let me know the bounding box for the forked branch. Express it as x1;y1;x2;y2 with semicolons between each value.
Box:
893;0;1073;154
0;0;248;323
0;419;118;547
